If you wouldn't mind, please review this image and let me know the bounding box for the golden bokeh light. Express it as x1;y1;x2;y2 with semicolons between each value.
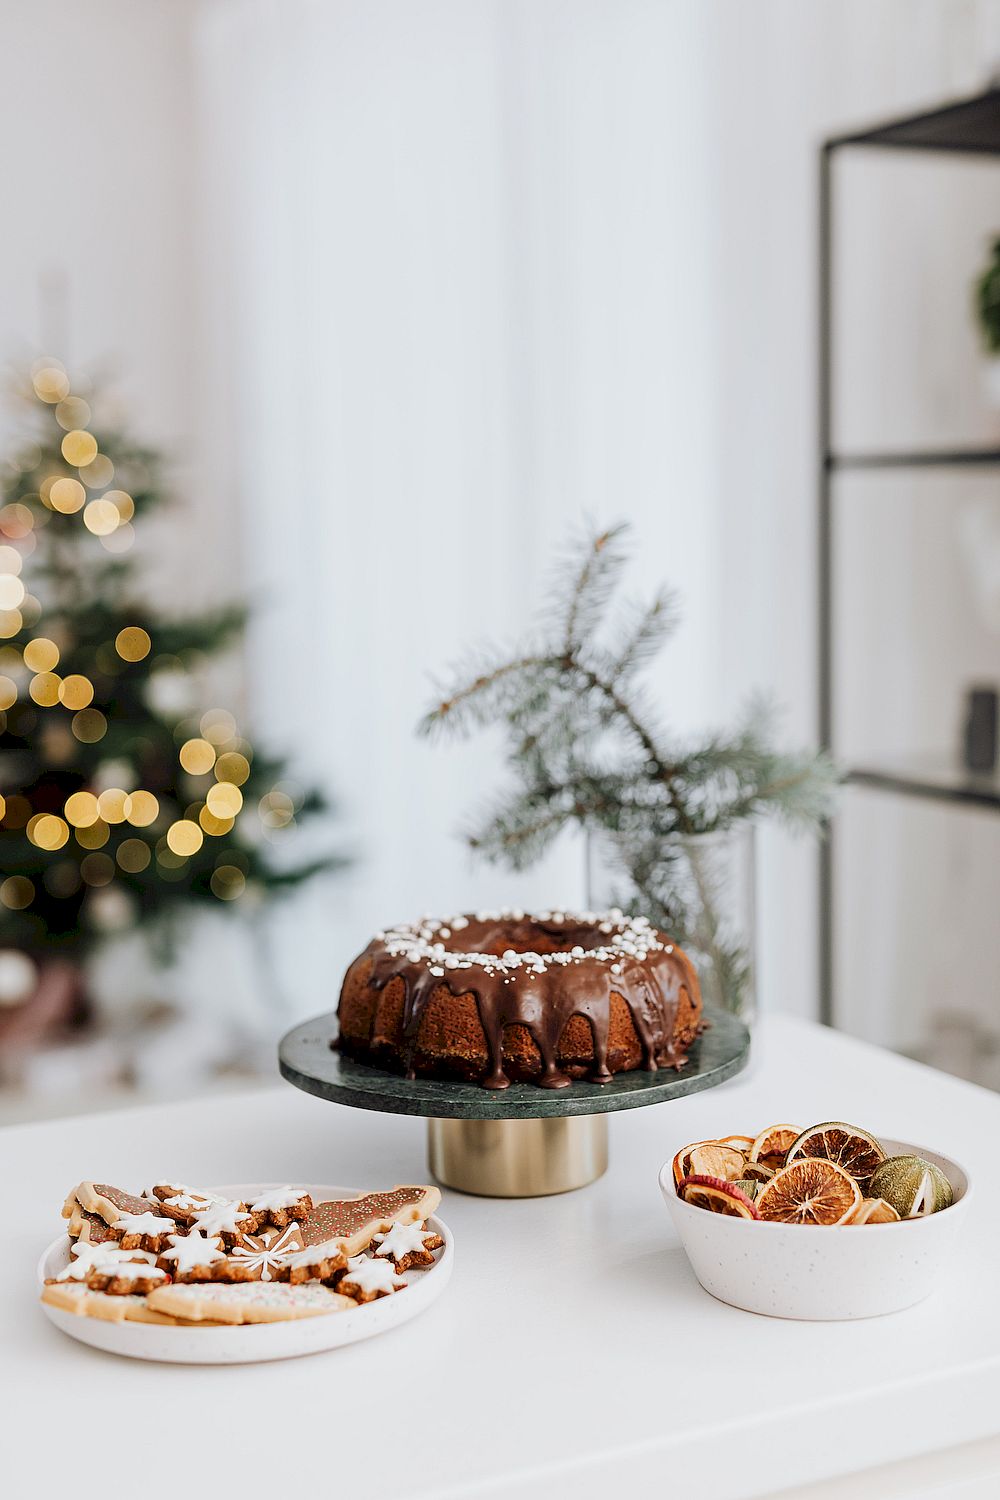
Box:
166;819;203;857
0;610;23;638
29;814;70;851
55;397;92;431
0;876;35;909
100;524;134;555
117;839;151;873
200;709;237;746
179;737;216;775
98;789;130;824
59;675;94;710
29;672;61;707
198;806;234;836
0;676;16;712
76;819;110;849
61;429;99;467
23;638;60;673
49;477;87;514
33;367;70;403
0;545;22;575
0;504;34;539
259;790;295;829
19;593;42;628
72;708;108;743
83;499;120;536
0;793;5;820
115;626;151;662
65;791;101;827
206;782;243;818
126;791;159;827
79;454;114;489
106;490;134;522
215;751;250;786
80;853;115;886
0;574;25;611
210;865;246;901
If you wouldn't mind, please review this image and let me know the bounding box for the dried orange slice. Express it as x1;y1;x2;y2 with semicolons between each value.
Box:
785;1122;885;1185
678;1175;759;1219
718;1135;755;1152
755;1158;861;1225
687;1143;746;1181
847;1197;900;1225
748;1123;800;1170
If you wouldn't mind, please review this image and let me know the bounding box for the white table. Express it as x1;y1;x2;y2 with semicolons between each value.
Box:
5;1015;1000;1500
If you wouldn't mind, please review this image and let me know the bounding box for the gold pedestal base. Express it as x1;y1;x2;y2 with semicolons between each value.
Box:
427;1114;609;1197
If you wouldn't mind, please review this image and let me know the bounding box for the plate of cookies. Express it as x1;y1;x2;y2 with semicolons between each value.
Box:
39;1179;453;1363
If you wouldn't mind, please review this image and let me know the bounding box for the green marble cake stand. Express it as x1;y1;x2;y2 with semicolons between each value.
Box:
279;1006;749;1198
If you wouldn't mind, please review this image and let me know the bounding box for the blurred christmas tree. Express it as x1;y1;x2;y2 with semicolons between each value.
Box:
0;358;339;986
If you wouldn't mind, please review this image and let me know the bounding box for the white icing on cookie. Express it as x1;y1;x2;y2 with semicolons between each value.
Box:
373;1222;435;1260
152;1183;227;1212
190;1201;252;1237
229;1223;301;1281
249;1187;308;1213
56;1243;158;1281
285;1237;345;1269
341;1255;405;1294
160;1230;226;1273
113;1211;173;1238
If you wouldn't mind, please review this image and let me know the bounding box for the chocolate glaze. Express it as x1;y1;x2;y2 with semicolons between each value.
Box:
341;912;700;1091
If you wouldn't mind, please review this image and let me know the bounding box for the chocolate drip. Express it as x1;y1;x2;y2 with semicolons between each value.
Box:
351;914;696;1090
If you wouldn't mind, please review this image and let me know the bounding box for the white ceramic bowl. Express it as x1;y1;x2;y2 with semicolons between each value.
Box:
660;1137;971;1320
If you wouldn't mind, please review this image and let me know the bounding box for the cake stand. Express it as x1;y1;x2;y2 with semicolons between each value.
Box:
278;1007;750;1198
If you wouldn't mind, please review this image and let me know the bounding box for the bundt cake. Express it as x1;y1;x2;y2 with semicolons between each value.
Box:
335;908;702;1090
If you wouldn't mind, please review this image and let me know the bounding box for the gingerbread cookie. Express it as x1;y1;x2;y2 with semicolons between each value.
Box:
158;1230;228;1282
244;1186;313;1231
220;1223;303;1282
146;1281;356;1324
41;1283;177;1324
107;1209;178;1254
147;1182;228;1226
52;1241;170;1295
187;1200;253;1246
372;1221;444;1272
76;1182;164;1226
337;1254;406;1303
66;1203;117;1245
285;1184;440;1283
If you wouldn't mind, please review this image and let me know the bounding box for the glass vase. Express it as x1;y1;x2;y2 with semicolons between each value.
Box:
586;823;756;1023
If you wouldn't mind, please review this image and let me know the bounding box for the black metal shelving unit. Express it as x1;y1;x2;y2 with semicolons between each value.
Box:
819;87;1000;1027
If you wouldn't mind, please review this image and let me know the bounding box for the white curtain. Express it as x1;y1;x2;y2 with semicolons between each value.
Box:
194;0;721;1013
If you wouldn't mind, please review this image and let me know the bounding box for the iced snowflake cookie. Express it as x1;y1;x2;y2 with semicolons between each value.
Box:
372;1221;444;1272
106;1210;180;1254
285;1185;441;1284
243;1186;313;1231
52;1241;170;1295
218;1223;303;1282
41;1283;178;1324
158;1230;228;1282
146;1182;229;1226
146;1280;356;1324
337;1254;407;1303
186;1199;254;1246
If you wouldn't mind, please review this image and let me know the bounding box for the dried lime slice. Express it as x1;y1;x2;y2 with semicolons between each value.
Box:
868;1155;954;1217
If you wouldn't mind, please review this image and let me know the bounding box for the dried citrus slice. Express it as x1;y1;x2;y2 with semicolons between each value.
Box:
672;1141;710;1188
687;1143;746;1181
785;1122;885;1184
755;1158;861;1225
678;1175;759;1219
748;1123;800;1170
733;1178;760;1201
718;1135;755;1152
742;1161;775;1184
868;1155;954;1217
848;1197;900;1225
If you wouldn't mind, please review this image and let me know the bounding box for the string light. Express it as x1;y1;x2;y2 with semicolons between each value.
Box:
0;504;34;538
100;523;134;554
259;790;295;829
61;430;98;467
0;793;5;819
117;839;151;873
125;791;159;827
65;791;100;827
29;672;61;707
23;638;59;673
32;366;69;403
48;477;87;514
200;709;237;745
80;853;114;886
75;820;110;849
55;397;91;431
58;675;94;710
106;490;134;521
179;738;215;775
211;866;246;901
0;545;22;575
28;814;69;851
0;877;34;909
72;708;107;743
166;819;203;857
199;807;234;836
97;789;129;824
83;499;120;536
115;627;151;662
0;677;15;712
206;782;242;818
0;610;22;637
215;751;250;786
79;455;114;488
0;575;24;610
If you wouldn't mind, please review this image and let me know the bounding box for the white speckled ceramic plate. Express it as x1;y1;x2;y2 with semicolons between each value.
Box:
37;1183;453;1364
